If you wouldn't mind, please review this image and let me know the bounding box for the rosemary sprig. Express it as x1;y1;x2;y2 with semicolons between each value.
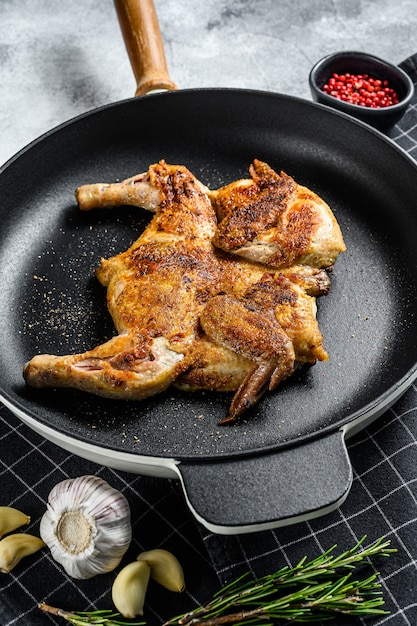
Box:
38;536;396;626
164;536;396;625
38;603;145;625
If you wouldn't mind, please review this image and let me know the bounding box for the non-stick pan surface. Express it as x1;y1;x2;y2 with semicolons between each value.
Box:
1;89;417;530
1;88;416;454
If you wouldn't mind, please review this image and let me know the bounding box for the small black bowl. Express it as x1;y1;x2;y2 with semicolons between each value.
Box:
309;51;414;131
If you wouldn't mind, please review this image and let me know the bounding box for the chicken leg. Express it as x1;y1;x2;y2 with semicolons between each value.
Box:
24;162;219;400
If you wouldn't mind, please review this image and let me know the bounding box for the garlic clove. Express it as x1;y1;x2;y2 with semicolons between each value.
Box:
40;475;132;579
0;533;45;573
112;559;151;618
137;549;185;592
0;506;30;539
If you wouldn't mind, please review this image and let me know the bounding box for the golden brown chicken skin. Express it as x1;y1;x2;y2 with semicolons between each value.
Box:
211;159;346;269
24;160;344;424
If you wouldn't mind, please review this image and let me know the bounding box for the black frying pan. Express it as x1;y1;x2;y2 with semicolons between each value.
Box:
0;0;416;534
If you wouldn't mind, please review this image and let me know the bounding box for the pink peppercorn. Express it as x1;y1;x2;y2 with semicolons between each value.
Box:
322;72;399;108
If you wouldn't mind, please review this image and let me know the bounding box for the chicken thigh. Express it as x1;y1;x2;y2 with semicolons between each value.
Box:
23;160;344;424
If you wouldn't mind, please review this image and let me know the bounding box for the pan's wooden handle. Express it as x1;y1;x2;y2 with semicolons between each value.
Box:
114;0;177;96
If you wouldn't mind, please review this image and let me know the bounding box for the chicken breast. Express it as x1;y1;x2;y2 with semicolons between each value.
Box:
23;160;344;424
211;159;346;269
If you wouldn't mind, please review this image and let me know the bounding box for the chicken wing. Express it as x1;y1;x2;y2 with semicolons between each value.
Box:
177;264;330;423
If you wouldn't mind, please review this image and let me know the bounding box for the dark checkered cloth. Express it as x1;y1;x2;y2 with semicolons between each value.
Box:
1;54;417;626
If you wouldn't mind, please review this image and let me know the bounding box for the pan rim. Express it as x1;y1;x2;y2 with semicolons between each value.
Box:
1;365;416;463
2;85;414;173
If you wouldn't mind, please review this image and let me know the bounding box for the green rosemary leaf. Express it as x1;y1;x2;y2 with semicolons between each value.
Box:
164;536;395;626
38;536;395;626
38;604;145;625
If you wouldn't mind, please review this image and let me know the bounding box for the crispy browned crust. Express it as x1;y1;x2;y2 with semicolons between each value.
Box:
24;160;345;423
212;159;346;269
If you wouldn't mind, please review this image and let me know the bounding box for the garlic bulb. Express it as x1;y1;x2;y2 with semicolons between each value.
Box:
40;475;131;579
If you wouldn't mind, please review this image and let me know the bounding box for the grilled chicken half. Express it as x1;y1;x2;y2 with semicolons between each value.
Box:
23;160;344;424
